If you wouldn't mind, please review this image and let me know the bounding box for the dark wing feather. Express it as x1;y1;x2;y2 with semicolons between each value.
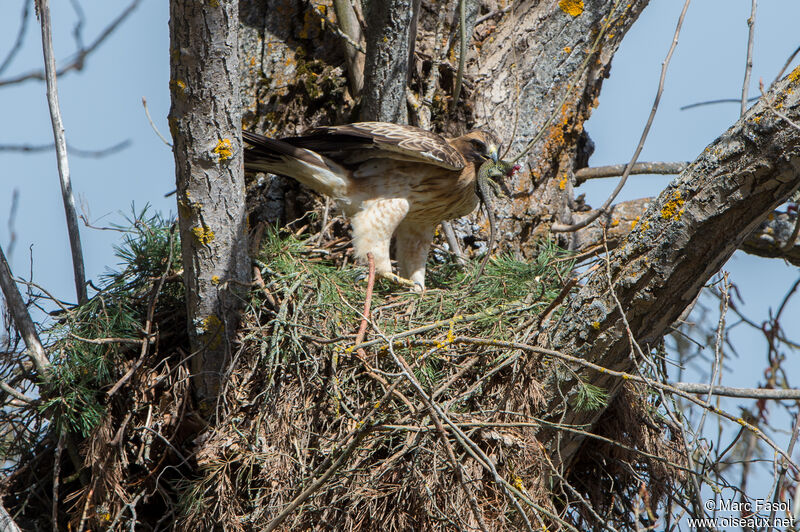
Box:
281;122;467;170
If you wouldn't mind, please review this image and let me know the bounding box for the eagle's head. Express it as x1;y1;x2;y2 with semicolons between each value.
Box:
459;130;501;165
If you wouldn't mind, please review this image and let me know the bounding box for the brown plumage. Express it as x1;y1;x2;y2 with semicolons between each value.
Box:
244;122;502;290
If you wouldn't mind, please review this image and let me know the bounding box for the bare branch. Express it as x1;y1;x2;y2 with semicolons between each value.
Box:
0;243;48;375
771;44;800;88
141;97;171;147
575;161;689;183
0;140;131;158
0;0;31;77
36;0;87;304
671;382;800;400
0;0;142;88
740;0;757;116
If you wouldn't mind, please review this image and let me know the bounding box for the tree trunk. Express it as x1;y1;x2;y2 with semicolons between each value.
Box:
360;0;417;122
170;0;250;410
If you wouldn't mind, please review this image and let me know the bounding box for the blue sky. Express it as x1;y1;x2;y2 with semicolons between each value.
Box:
1;0;799;519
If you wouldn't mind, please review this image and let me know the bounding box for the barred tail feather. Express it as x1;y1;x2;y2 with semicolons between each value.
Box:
243;131;351;200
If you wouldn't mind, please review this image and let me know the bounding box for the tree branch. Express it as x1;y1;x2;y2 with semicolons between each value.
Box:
36;0;87;305
574;161;689;184
538;69;800;470
0;0;142;88
0;244;49;375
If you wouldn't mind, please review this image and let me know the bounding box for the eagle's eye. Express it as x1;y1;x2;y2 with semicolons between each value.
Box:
470;138;488;155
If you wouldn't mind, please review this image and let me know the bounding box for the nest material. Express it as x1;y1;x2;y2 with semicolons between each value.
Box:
1;216;686;531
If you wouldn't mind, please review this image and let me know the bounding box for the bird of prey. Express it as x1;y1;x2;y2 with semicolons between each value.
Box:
243;122;509;290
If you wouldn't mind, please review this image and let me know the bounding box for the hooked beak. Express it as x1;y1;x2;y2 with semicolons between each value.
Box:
488;144;499;163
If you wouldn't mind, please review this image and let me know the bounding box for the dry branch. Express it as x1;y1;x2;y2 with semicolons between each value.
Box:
574;161;689;183
0;243;48;374
36;0;87;305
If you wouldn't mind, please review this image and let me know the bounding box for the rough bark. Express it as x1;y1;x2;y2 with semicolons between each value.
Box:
466;0;649;255
536;72;800;470
169;0;250;410
573;197;800;266
360;0;417;122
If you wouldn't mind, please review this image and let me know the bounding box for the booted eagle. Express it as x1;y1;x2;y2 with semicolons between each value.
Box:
244;122;505;290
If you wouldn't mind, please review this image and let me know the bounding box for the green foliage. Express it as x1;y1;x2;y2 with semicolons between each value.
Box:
573;381;609;413
44;206;182;436
252;226;574;391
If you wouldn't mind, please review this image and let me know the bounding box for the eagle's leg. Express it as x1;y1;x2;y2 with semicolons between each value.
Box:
350;199;415;289
395;221;435;291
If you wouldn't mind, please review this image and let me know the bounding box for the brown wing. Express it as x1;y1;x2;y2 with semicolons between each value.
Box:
280;122;467;170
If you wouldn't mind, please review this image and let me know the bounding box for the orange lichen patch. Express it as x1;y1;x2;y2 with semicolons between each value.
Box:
660;190;685;221
631;216;640;230
559;0;584;17
610;218;620;228
789;64;800;83
591;321;601;330
192;224;215;246
211;275;221;285
558;175;568;190
213;138;233;162
564;46;572;54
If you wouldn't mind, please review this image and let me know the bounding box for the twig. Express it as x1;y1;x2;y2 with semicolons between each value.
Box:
441;221;466;265
475;5;511;25
141;97;172;147
355;253;376;358
381;331;534;531
669;383;800;399
771;44;800;88
574;161;689;183
314;3;365;53
552;0;692;232
0;0;31;77
52;430;65;532
0;244;49;374
36;0;87;304
0;140;131;158
680;96;758;111
0;0;142;88
68;332;149;345
766;412;800;532
0;380;33;404
107;225;177;396
388;335;800;469
740;0;757;117
6;189;19;259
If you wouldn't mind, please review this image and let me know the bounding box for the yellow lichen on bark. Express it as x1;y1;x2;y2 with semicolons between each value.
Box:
192;224;215;245
660;190;685;221
789;64;800;84
213;138;233;162
559;0;584;17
